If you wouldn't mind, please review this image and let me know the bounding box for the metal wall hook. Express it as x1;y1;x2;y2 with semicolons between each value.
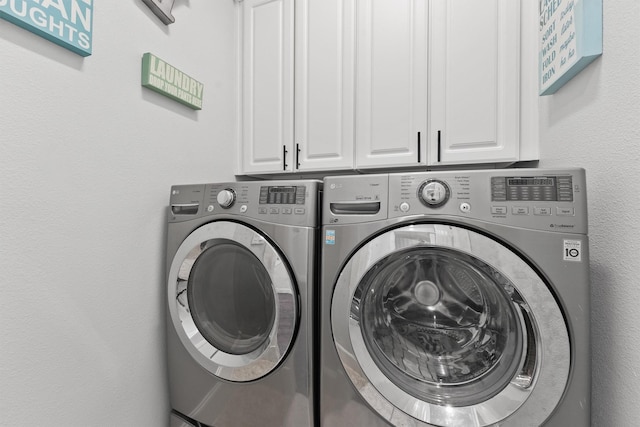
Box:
142;0;176;25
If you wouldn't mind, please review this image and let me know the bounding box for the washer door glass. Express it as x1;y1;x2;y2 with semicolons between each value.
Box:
358;247;523;407
331;224;569;427
168;221;297;382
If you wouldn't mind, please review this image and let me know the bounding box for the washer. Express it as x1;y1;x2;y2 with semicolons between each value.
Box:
166;180;320;427
320;169;589;427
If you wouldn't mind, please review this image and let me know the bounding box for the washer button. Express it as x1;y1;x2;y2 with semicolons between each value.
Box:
399;202;410;212
459;202;471;213
534;207;552;216
512;206;530;215
239;205;248;213
207;205;214;212
294;208;306;215
557;207;575;216
491;206;507;215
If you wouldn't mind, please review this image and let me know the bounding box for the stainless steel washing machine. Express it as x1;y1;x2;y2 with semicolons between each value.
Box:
320;169;590;426
166;180;320;427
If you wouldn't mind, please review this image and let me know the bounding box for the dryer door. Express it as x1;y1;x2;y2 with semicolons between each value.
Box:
331;223;569;427
168;221;297;382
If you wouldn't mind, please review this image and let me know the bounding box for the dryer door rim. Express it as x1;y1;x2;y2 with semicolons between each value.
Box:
168;220;298;382
331;223;570;427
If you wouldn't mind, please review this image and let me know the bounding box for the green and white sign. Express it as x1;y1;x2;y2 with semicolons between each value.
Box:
0;0;93;56
141;53;204;110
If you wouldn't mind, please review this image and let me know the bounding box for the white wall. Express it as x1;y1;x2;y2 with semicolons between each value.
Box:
0;2;237;426
537;1;640;426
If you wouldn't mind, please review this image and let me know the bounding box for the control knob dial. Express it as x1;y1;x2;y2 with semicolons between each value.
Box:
216;189;236;208
419;180;450;208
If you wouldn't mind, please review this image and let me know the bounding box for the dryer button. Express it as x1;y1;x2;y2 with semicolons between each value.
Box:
399;202;410;212
459;203;471;213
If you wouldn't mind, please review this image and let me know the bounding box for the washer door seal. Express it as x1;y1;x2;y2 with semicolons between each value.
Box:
168;221;298;382
331;223;569;426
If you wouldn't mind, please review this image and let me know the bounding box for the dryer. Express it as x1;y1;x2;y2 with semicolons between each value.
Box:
166;180;320;427
320;169;589;426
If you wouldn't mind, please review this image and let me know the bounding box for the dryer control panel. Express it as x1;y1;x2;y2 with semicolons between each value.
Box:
388;168;587;234
169;180;320;227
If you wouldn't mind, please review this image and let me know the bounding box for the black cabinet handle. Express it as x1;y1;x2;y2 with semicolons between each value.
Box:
417;132;421;163
296;143;301;169
283;145;288;171
437;130;442;163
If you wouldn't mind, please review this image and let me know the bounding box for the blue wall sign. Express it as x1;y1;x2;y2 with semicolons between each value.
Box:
539;0;602;95
0;0;93;57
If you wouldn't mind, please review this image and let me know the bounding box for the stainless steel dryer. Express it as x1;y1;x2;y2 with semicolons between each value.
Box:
166;180;320;427
320;169;590;427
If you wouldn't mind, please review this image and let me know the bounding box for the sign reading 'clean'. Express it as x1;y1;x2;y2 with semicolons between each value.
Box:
0;0;93;56
141;53;204;110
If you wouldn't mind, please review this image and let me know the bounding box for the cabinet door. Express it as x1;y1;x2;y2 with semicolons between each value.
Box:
429;0;520;165
355;0;428;169
241;0;294;174
294;0;355;171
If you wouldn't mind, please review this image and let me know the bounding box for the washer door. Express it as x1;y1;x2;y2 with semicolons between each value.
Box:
331;224;569;426
168;221;297;382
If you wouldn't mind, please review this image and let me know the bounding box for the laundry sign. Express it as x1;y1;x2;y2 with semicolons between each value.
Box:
0;0;93;56
539;0;602;95
141;53;204;110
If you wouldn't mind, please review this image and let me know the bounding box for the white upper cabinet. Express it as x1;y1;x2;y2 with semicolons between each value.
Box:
239;0;524;174
429;0;520;165
354;0;428;169
241;0;294;174
241;0;354;174
294;0;355;171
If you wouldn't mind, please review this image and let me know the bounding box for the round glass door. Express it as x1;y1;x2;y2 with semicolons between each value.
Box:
187;240;275;356
168;221;297;382
331;224;569;426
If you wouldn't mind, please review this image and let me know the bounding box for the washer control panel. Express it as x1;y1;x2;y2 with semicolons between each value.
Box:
388;168;587;233
491;176;573;202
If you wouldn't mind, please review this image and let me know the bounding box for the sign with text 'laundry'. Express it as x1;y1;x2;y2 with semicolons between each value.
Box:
539;0;602;95
141;53;204;110
0;0;93;56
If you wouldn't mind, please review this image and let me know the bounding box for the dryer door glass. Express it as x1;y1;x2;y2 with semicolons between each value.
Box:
187;241;276;355
168;221;298;382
